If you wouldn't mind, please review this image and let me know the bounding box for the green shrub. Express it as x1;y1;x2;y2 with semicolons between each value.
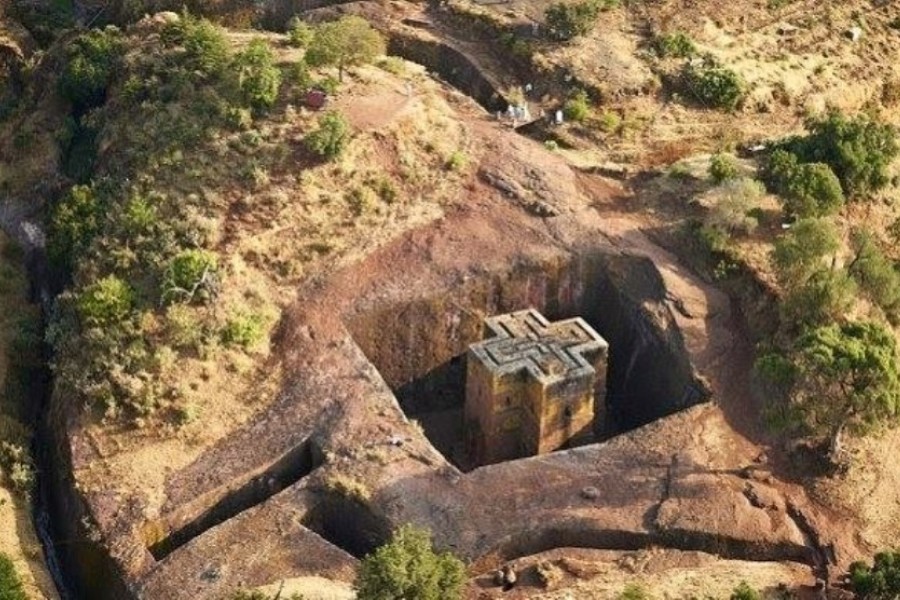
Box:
709;152;739;183
544;0;613;41
58;26;123;110
221;313;265;348
356;525;465;600
787;110;899;197
233;39;282;111
619;583;651;600
9;0;74;46
161;13;230;80
47;184;102;272
305;111;350;159
782;162;844;218
446;150;468;171
654;32;696;58
287;17;315;48
563;89;591;122
163;249;218;304
850;550;900;599
730;581;761;600
0;553;27;600
76;276;135;326
681;59;745;111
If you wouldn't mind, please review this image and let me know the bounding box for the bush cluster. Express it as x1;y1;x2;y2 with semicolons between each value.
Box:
681;59;745;111
58;27;123;111
654;32;696;58
563;89;591;122
233;39;282;111
786;110;899;197
763;150;844;217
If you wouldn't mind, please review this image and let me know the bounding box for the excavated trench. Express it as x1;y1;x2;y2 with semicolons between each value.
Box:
347;250;710;471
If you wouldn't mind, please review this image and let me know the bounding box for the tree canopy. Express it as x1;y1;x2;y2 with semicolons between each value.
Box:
355;525;466;600
771;218;840;287
776;321;900;457
788;110;899;197
305;16;386;81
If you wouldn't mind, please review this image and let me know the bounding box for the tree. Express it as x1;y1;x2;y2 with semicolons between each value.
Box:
781;162;844;218
355;525;466;600
233;39;282;111
305;111;350;159
779;268;857;328
305;16;386;81
544;0;606;41
787;321;900;459
0;553;27;600
789;110;899;197
287;17;314;48
850;550;900;599
161;12;230;80
848;229;900;321
770;218;840;287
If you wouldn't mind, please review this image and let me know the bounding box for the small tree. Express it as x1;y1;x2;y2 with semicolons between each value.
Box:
0;553;27;600
161;13;230;80
356;525;466;600
770;218;840;287
233;39;282;111
287;17;315;48
544;0;606;41
849;550;900;599
730;582;761;600
787;321;900;459
305;111;350;159
305;16;386;81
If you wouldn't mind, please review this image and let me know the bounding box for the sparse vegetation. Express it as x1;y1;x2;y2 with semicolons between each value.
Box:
730;581;762;600
704;178;765;235
619;583;651;600
544;0;615;41
654;32;696;58
355;525;466;600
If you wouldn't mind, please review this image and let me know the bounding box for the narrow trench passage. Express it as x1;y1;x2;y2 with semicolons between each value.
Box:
348;254;709;472
148;441;316;560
